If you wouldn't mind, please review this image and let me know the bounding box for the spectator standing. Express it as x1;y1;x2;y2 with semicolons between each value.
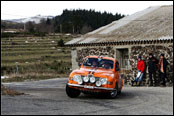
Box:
158;54;169;87
147;53;159;86
136;56;145;86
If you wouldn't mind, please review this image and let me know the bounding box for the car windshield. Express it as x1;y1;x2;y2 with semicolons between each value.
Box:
83;58;114;69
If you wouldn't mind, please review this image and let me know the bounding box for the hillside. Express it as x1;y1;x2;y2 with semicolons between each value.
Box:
1;35;74;81
2;9;125;34
4;15;54;24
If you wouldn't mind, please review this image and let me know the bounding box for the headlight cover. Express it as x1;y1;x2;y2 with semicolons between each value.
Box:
96;80;102;87
89;76;95;83
100;78;107;85
83;76;89;82
73;75;83;84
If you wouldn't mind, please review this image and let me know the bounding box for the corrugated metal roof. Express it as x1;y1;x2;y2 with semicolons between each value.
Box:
66;5;173;45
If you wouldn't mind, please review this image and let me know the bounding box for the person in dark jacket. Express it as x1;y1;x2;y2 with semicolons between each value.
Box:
158;54;169;86
147;53;159;86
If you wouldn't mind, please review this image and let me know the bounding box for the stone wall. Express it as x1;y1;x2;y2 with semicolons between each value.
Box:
128;44;173;86
76;46;115;64
73;44;173;86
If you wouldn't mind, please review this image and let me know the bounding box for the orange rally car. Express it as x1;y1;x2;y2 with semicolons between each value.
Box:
66;56;123;98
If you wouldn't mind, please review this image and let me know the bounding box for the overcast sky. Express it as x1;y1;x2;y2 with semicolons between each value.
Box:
1;1;173;20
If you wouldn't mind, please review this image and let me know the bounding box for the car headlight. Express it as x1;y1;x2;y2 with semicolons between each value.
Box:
78;79;83;85
100;78;107;85
83;76;89;82
90;76;95;83
96;81;102;87
73;75;83;84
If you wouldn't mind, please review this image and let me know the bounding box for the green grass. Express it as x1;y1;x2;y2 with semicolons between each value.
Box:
1;48;71;55
1;48;60;51
2;50;61;56
1;53;71;62
1;35;74;82
1;73;68;83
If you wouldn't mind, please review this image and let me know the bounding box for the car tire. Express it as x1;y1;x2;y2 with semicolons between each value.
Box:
108;83;118;99
66;84;81;98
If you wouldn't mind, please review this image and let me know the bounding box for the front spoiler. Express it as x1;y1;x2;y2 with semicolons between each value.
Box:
67;83;115;91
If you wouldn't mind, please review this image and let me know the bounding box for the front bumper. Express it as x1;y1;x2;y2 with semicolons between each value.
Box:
67;83;115;91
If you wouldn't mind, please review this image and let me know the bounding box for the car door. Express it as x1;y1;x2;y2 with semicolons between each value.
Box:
115;61;121;88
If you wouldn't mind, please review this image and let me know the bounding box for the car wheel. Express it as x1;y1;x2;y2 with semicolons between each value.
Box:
108;83;118;99
66;84;81;98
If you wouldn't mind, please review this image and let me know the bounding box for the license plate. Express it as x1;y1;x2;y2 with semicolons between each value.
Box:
84;85;94;89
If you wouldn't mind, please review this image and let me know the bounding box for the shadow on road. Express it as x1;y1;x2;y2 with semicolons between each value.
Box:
76;91;137;100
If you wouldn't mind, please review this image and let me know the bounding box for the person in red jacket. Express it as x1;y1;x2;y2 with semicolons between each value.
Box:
135;56;145;86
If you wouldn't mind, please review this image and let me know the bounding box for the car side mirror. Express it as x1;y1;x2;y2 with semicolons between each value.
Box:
115;61;120;71
115;67;120;71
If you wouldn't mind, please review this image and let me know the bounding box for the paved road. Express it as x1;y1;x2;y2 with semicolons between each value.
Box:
1;78;173;115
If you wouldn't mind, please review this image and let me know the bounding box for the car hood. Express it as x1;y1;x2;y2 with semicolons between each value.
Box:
71;67;114;78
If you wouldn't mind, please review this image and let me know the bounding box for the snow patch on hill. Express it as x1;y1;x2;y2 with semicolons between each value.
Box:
6;15;54;24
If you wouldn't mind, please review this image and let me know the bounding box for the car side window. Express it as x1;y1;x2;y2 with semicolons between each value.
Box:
115;61;120;71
